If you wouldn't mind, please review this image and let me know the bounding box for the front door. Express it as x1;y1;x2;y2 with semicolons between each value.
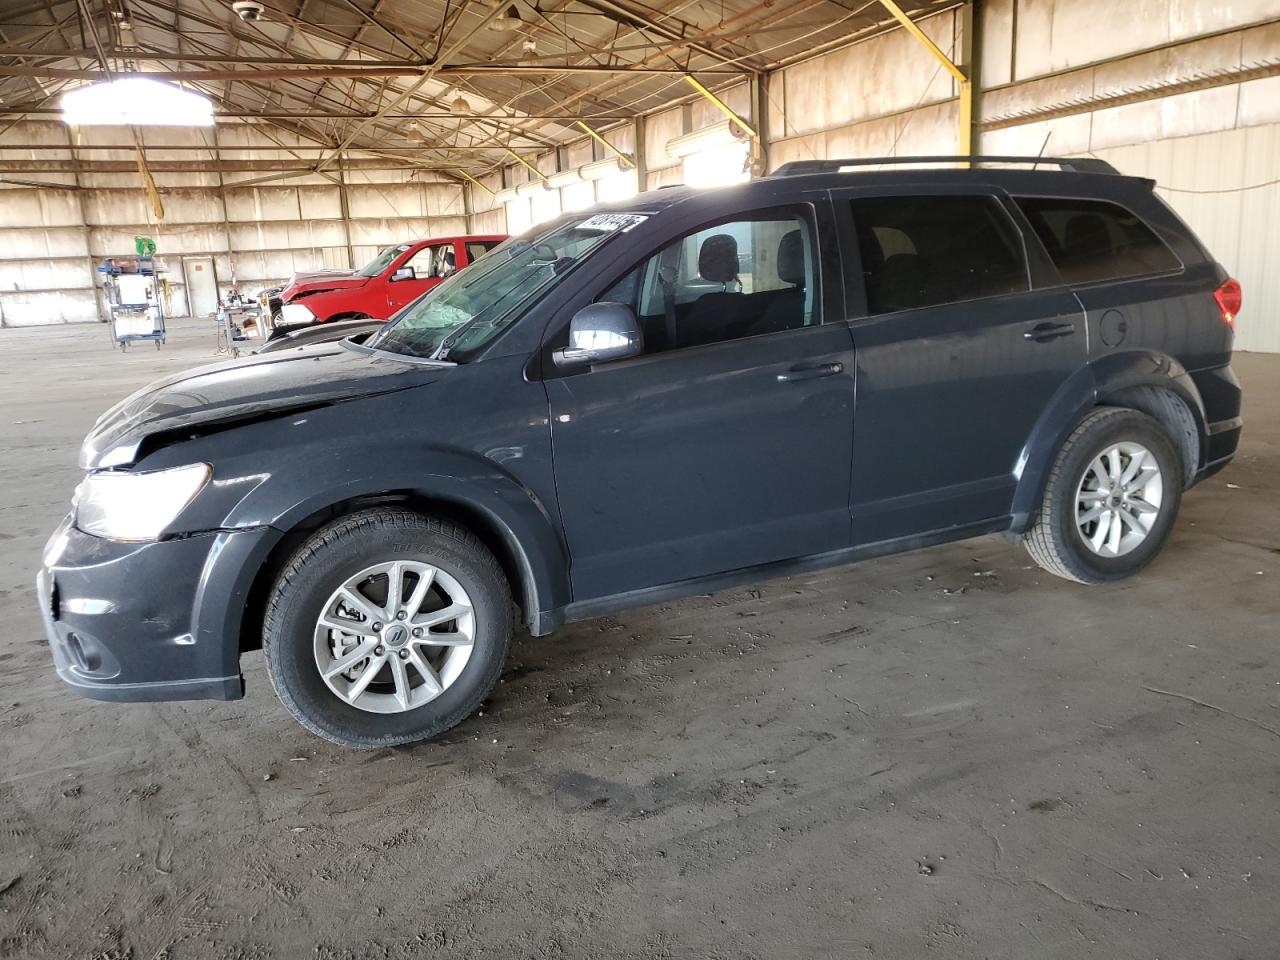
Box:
837;189;1087;544
385;243;451;314
545;205;857;602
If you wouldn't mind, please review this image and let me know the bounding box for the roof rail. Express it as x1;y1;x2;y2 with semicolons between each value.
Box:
772;155;1119;176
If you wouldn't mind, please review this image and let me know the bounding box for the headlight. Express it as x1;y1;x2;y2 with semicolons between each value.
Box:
279;302;317;324
75;463;211;541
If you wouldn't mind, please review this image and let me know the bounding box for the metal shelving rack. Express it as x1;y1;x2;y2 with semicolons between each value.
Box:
100;255;166;350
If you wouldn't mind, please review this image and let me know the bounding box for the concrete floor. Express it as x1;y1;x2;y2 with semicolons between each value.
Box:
1;316;1278;960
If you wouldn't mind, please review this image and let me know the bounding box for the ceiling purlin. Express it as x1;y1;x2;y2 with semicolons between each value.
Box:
311;0;527;174
0;4;81;106
326;0;430;60
329;0;408;141
426;0;654;138
141;0;571;155
573;0;762;73
134;0;428;150
502;0;862;124
130;4;343;147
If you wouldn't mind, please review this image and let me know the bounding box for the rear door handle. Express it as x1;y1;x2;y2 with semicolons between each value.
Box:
777;361;843;383
1024;321;1076;343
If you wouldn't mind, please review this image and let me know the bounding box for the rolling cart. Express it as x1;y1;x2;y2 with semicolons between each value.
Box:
100;255;166;350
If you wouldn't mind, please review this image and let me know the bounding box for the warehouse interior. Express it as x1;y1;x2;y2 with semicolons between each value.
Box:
2;0;1279;957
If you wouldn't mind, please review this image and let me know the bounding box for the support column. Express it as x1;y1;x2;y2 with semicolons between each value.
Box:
338;152;355;269
633;115;648;191
960;0;982;156
213;125;235;294
750;72;771;175
876;0;972;158
64;125;99;324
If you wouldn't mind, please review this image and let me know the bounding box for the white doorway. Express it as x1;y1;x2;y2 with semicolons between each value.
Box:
183;257;218;317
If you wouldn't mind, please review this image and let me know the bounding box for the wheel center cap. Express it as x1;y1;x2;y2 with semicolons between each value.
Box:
382;623;409;648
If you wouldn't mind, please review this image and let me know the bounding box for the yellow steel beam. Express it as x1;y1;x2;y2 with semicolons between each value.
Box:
876;0;967;84
575;120;636;168
505;148;548;180
682;75;759;140
958;79;974;154
455;167;495;197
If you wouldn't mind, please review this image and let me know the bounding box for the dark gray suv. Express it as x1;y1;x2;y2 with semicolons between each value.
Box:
38;156;1243;747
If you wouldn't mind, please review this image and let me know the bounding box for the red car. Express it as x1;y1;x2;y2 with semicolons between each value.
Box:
277;235;506;325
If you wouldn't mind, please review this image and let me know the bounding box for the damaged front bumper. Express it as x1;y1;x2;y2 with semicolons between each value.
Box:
37;516;274;702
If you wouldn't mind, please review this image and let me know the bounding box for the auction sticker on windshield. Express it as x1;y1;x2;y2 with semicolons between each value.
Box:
579;213;649;232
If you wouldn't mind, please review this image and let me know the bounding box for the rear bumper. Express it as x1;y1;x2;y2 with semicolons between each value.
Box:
1190;363;1243;485
37;517;273;703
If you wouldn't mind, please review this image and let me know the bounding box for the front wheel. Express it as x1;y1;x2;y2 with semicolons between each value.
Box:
1024;407;1183;584
263;509;512;748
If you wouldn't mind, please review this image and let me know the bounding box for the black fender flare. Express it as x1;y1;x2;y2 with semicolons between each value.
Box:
205;445;571;648
1009;350;1207;534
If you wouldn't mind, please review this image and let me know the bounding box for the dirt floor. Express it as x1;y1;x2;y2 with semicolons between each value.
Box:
1;316;1278;959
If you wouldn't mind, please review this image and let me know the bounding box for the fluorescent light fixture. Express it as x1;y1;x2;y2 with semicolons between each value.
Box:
516;179;546;198
547;169;582;189
495;187;519;203
62;77;214;126
681;139;750;189
666;120;747;161
580;157;620;181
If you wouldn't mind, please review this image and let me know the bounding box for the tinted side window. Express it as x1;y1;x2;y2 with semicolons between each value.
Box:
851;196;1029;315
599;210;819;355
1014;197;1181;284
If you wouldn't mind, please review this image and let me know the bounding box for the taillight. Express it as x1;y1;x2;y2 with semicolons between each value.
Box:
1213;278;1242;330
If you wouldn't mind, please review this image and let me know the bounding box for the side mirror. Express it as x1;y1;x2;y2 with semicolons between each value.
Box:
391;266;415;282
553;302;643;368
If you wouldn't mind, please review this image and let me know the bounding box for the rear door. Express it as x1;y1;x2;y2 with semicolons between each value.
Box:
835;187;1086;544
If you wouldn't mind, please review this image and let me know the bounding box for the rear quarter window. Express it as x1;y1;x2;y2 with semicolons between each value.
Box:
1014;197;1181;285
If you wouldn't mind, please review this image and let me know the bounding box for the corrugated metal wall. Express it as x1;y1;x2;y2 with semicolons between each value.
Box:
759;0;1280;353
0;122;468;327
5;0;1279;352
1089;124;1280;354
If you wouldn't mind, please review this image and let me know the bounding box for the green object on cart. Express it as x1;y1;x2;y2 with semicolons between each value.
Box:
134;236;157;256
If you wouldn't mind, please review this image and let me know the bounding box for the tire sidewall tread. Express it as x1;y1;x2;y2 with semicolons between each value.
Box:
1025;407;1183;585
263;508;512;748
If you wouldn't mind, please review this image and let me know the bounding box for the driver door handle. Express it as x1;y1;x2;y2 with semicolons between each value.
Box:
777;361;843;383
1024;321;1076;343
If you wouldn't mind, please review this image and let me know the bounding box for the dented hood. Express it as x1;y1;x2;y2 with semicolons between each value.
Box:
80;344;444;470
282;273;368;299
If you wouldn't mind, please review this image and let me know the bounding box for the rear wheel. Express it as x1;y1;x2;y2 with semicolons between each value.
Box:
1024;407;1183;584
263;509;512;748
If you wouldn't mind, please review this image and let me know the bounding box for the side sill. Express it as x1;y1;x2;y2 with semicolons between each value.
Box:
549;516;1012;630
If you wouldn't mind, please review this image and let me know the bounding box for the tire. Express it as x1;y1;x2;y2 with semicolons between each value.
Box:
263;508;512;748
1024;407;1183;584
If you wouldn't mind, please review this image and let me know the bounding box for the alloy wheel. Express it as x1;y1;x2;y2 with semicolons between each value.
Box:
312;560;475;714
1074;441;1164;558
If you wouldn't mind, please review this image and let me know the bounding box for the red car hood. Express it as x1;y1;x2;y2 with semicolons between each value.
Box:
282;274;369;300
